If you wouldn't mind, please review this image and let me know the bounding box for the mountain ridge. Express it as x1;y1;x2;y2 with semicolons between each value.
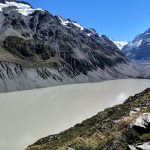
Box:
0;0;147;92
122;28;150;60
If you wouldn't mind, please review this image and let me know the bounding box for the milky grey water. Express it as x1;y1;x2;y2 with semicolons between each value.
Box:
0;79;150;150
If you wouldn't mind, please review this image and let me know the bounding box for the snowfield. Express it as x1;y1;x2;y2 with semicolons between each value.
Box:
0;79;150;150
113;41;128;50
0;1;43;16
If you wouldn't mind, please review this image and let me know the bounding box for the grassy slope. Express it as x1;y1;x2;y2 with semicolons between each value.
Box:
26;88;150;150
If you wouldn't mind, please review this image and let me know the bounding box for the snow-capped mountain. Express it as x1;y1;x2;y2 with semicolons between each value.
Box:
122;28;150;60
0;0;144;92
0;0;43;15
113;41;128;50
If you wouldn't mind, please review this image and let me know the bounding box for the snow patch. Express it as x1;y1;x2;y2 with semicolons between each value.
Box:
113;41;128;50
0;1;43;16
72;22;84;30
58;16;84;30
58;17;70;26
87;33;91;37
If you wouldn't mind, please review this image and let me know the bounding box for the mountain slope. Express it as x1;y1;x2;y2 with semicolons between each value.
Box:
0;0;143;92
123;28;150;60
26;88;150;150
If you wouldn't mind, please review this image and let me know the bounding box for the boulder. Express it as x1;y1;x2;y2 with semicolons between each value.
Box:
130;113;150;134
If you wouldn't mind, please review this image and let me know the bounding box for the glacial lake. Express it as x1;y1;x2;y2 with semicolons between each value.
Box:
0;79;150;150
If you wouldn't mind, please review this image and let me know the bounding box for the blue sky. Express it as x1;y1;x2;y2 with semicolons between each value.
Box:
25;0;150;41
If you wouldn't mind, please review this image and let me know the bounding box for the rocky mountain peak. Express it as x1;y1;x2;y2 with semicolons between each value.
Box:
122;27;150;60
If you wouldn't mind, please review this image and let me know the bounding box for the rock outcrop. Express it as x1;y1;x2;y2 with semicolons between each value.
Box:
131;113;150;134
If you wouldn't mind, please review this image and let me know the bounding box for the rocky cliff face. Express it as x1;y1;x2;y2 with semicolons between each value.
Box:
122;28;150;60
0;0;144;92
26;88;150;150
